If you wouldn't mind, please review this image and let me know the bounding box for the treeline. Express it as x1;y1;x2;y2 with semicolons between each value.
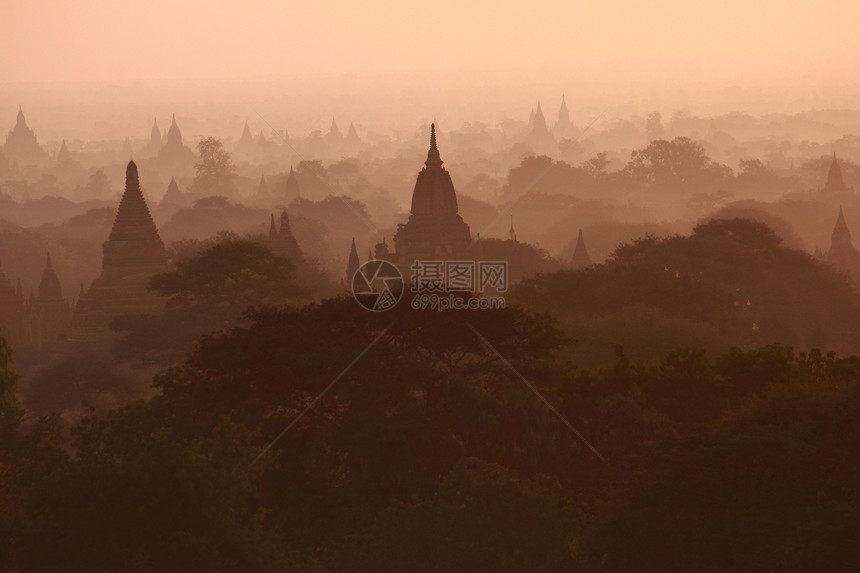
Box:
2;296;859;570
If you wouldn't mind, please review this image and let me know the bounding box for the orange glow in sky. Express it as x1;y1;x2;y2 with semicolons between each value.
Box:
2;0;858;84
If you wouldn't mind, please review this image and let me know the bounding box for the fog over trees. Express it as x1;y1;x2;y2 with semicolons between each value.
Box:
3;0;860;569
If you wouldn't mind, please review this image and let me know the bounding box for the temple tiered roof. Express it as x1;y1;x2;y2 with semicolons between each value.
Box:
409;124;460;217
393;124;471;263
102;161;167;275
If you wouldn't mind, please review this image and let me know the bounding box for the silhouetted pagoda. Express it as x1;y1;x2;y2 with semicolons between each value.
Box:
159;175;186;209
4;106;49;166
75;160;168;332
820;153;853;194
346;123;361;146
141;118;163;157
824;206;860;285
156;114;194;175
554;94;579;139
157;175;188;219
56;140;72;163
236;121;255;155
285;166;300;200
346;237;360;284
571;229;593;269
326;118;344;144
392;124;472;268
27;253;71;346
527;101;555;153
268;211;304;264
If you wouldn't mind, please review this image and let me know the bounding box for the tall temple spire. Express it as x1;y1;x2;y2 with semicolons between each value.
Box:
824;152;848;193
269;213;277;237
409;122;460;216
268;211;304;262
150;118;162;145
425;123;442;167
394;119;472;266
39;252;62;298
285;165;300;199
103;161;168;273
346;237;360;284
57;139;71;162
533;101;548;134
832;205;852;250
6;105;48;165
572;229;593;269
166;114;182;145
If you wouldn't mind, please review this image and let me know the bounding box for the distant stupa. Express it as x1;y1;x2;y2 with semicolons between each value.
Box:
285;165;300;200
141;117;163;157
572;229;593;269
527;101;556;154
75;160;169;332
56;139;72;163
554;94;579;139
326;118;344;143
821;153;853;194
29;253;72;346
5;106;49;166
159;175;186;210
156;114;195;175
346;237;360;285
823;206;860;285
268;211;304;264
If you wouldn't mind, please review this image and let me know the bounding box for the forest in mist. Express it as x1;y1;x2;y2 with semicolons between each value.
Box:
3;0;860;570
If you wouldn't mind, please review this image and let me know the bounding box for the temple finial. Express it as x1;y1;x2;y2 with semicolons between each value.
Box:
425;123;442;167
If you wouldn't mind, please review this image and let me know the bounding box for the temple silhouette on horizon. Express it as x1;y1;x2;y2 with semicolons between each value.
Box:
75;160;169;336
344;124;474;283
4;106;50;167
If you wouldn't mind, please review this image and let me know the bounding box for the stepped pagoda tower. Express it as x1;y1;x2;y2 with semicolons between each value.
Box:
5;106;49;166
571;229;593;269
75;160;168;331
392;124;471;269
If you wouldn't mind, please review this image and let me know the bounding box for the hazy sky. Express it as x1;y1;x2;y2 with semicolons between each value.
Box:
2;0;859;84
3;0;860;140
